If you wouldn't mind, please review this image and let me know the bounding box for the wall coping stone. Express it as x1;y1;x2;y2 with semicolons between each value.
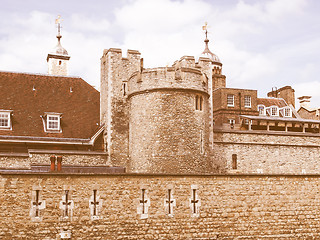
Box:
2;172;320;178
128;87;209;99
28;149;107;155
214;128;320;137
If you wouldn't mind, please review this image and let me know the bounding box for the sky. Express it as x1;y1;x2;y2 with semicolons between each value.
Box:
1;0;320;107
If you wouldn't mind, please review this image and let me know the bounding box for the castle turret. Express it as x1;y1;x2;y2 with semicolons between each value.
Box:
198;22;226;91
197;23;226;150
100;48;141;167
127;56;212;174
47;15;70;76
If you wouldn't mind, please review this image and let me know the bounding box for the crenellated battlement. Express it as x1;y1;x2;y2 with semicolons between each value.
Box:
127;58;209;97
102;48;141;61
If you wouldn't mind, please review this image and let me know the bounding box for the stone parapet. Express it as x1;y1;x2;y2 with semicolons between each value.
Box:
1;173;320;239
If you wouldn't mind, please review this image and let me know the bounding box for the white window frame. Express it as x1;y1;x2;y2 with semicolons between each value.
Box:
244;95;251;108
0;110;12;129
258;105;266;116
283;107;292;118
228;119;235;125
46;114;61;131
270;106;279;116
227;94;234;107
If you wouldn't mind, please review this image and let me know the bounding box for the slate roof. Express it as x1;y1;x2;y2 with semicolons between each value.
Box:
257;98;287;108
0;71;100;139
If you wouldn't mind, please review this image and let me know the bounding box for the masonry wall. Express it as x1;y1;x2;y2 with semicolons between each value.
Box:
0;153;108;169
213;131;320;174
100;49;140;167
129;90;211;173
1;173;320;239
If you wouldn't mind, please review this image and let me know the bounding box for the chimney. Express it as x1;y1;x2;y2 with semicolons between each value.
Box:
57;156;62;172
298;96;311;109
267;86;295;108
50;156;56;171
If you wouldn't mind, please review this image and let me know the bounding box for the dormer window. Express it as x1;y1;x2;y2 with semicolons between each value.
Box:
270;106;279;116
43;113;62;132
258;105;266;116
283;107;292;117
0;110;12;129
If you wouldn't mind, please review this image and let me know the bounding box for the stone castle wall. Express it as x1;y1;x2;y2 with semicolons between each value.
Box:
129;90;211;173
100;49;141;167
0;152;108;169
1;173;320;239
213;131;320;174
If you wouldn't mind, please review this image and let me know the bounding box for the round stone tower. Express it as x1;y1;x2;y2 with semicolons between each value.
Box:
127;56;212;174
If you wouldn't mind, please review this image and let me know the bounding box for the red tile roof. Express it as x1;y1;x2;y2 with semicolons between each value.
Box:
0;71;100;139
257;98;287;108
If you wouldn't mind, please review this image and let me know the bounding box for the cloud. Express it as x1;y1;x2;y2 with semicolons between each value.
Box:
1;0;320;107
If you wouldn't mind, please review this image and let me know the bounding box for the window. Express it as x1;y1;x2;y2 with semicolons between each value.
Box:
258;105;266;115
122;82;127;96
0;111;11;129
195;95;203;111
283;107;292;117
270;106;279;116
200;130;204;154
244;95;251;108
232;154;237;169
228;119;235;125
227;94;234;107
46;114;61;131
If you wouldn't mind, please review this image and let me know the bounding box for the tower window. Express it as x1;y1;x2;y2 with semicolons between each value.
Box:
200;130;204;154
195;95;203;111
227;94;234;107
232;154;237;169
122;83;127;96
59;60;62;65
244;95;251;108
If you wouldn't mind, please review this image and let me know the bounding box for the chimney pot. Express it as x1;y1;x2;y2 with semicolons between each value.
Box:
50;156;56;171
57;156;62;171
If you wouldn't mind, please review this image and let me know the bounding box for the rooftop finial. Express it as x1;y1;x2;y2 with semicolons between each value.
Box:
202;22;211;52
202;22;209;41
200;22;221;63
55;15;63;40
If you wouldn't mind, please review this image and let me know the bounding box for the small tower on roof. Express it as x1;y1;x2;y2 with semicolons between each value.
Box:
200;22;221;66
199;22;225;90
47;15;70;76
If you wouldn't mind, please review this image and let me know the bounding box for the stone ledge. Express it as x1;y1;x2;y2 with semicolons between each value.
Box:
2;172;320;178
0;152;29;157
213;128;320;137
28;149;107;156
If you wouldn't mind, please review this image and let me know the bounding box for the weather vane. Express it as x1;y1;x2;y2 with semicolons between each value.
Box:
202;22;209;39
55;15;63;36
